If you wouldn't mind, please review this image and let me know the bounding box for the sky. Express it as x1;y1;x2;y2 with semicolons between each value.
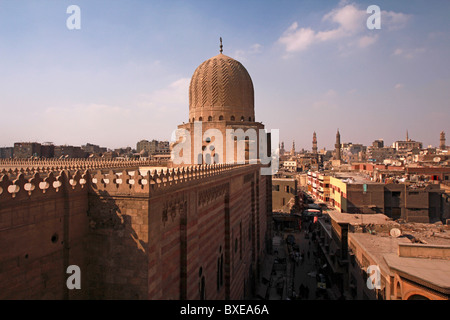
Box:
0;0;449;151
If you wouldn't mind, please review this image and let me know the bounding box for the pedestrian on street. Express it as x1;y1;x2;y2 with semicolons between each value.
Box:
299;284;305;299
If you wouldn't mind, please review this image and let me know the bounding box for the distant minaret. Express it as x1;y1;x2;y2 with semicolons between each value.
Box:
280;141;285;155
312;132;318;155
406;130;410;141
335;129;341;161
440;131;446;150
291;141;295;156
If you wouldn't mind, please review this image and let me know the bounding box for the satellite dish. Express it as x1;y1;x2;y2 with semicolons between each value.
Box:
390;228;402;238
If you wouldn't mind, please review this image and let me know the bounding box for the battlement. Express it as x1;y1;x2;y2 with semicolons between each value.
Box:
0;158;163;174
0;163;249;201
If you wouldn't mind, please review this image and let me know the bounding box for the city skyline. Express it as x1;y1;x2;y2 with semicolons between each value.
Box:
1;128;444;153
1;0;449;150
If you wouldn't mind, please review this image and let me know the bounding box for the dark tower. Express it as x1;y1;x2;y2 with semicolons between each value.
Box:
312;132;318;155
335;129;341;161
440;131;446;150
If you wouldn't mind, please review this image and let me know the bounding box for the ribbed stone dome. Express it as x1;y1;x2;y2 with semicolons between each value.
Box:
189;53;255;122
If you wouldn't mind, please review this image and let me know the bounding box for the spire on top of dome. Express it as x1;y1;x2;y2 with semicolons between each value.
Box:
220;37;223;54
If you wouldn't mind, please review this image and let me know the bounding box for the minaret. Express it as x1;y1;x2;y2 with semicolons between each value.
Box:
406;130;410;141
280;141;285;155
291;140;295;156
335;129;341;161
312;132;318;155
440;131;446;150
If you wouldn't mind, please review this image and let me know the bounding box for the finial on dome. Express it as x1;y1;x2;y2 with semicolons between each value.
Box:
220;37;223;54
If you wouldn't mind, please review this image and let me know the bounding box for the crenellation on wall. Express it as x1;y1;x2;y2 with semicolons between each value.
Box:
0;161;270;300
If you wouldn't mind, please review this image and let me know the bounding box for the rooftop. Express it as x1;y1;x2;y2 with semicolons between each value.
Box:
332;172;378;184
327;211;396;226
349;232;450;294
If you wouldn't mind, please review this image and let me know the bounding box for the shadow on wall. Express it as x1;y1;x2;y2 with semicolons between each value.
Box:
86;189;148;300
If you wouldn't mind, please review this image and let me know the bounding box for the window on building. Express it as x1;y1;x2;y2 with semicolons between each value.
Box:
239;223;242;260
199;267;205;300
217;246;223;291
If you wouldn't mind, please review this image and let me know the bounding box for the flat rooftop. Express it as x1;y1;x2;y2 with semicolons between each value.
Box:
383;253;450;293
273;178;296;182
327;211;396;226
349;232;450;293
332;172;378;184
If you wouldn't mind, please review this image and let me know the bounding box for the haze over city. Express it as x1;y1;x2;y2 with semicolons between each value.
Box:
1;0;449;150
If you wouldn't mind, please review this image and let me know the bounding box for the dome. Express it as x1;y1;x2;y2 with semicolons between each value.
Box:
189;53;255;122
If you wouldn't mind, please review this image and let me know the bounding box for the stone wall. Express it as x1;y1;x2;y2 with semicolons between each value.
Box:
0;171;89;299
0;163;270;300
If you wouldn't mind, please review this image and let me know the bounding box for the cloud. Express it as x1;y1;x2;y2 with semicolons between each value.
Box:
278;23;315;53
322;3;366;33
250;43;262;53
136;77;190;112
278;3;410;55
382;10;411;30
358;35;378;48
233;43;263;61
40;78;191;147
392;47;426;59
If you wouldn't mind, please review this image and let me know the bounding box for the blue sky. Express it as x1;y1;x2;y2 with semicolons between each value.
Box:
0;0;449;150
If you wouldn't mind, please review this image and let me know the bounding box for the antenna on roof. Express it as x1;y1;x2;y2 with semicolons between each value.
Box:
220;37;223;54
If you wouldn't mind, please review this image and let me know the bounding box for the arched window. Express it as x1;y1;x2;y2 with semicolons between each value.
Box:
200;276;205;300
248;117;252;121
208;116;212;121
199;117;203;121
407;294;429;300
240;116;245;121
231;116;235;121
199;267;206;300
192;117;195;122
219;115;224;121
